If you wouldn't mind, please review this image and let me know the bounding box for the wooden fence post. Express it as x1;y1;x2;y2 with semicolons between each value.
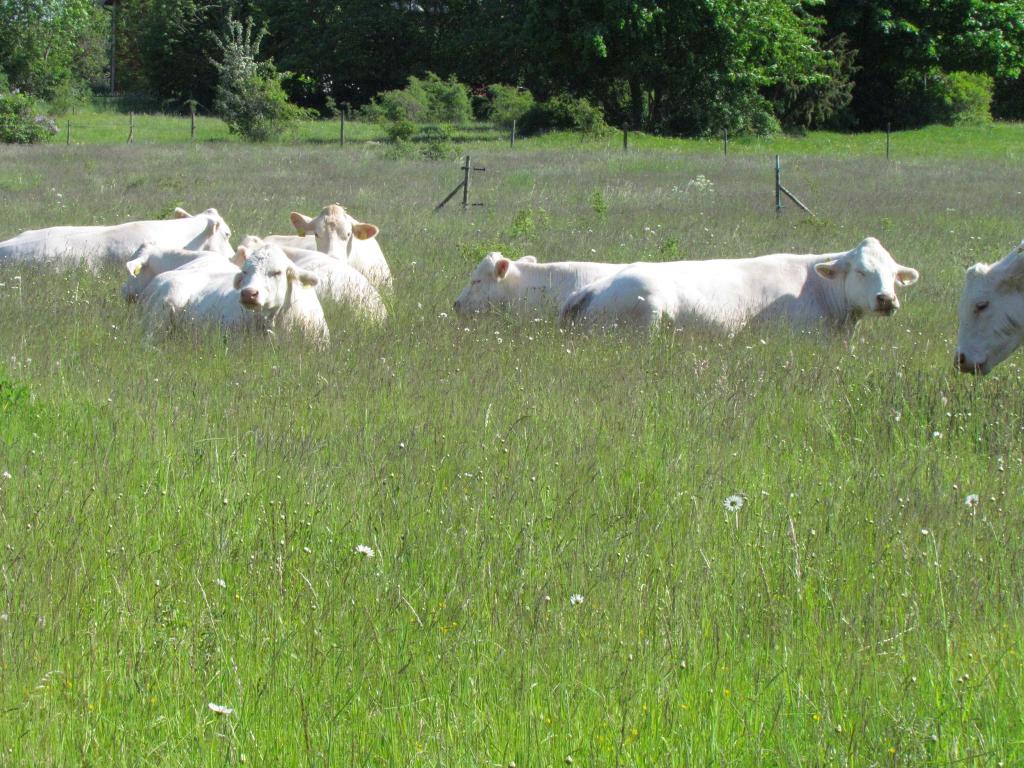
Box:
340;113;345;146
461;155;471;209
66;120;71;146
510;119;516;147
190;107;196;140
723;128;728;156
623;127;629;152
775;155;783;215
128;112;134;143
886;122;891;160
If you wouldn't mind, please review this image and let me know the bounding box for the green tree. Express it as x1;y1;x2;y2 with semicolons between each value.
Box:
211;14;305;140
0;0;107;98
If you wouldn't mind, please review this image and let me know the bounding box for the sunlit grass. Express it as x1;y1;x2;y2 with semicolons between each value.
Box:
0;136;1023;766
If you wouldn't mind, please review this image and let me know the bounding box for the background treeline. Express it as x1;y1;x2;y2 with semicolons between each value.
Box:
2;0;1023;134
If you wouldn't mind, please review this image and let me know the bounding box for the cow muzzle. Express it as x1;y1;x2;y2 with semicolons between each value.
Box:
874;293;898;315
239;287;261;308
956;351;986;375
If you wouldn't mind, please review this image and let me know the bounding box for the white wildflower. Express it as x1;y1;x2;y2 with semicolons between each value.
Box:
207;702;234;716
1;470;10;480
215;578;226;589
569;594;585;606
964;494;979;508
723;494;745;511
355;544;375;558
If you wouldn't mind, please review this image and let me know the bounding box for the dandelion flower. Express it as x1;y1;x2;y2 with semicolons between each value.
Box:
207;702;233;715
569;593;585;606
964;493;979;508
723;494;744;511
355;544;375;558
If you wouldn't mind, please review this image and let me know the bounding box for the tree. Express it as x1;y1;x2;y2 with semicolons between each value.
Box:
0;0;107;99
211;14;305;140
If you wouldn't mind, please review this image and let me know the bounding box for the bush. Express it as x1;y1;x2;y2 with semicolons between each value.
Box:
364;73;472;124
419;124;458;160
211;16;307;142
0;92;57;144
945;71;994;125
386;118;417;143
896;70;993;128
484;84;535;128
518;94;609;136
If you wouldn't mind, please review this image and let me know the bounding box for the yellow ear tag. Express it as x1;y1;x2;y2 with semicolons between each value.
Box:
297;228;305;237
131;263;143;276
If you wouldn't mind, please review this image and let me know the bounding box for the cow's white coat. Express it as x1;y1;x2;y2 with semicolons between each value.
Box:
559;238;918;333
453;252;624;316
0;207;233;268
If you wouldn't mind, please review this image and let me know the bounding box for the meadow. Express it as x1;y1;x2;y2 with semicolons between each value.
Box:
0;123;1023;766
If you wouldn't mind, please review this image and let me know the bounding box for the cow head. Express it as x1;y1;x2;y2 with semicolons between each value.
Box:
814;237;918;318
453;252;536;315
234;244;319;317
184;208;233;258
122;242;158;302
955;243;1024;375
290;204;379;259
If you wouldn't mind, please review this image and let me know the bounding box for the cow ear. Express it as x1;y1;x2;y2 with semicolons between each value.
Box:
290;212;313;236
232;272;243;289
126;255;147;276
494;257;511;279
172;207;191;219
814;259;848;280
232;246;249;267
352;223;379;240
896;266;919;286
517;255;537;263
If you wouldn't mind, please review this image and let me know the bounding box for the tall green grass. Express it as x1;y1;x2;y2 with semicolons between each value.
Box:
0;139;1022;766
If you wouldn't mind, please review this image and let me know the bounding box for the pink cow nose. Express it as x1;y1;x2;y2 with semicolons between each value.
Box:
240;287;260;304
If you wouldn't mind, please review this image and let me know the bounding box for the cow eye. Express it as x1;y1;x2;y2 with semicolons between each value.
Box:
268;270;282;277
975;300;989;313
855;268;867;276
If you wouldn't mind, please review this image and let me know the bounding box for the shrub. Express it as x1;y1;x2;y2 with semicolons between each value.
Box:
945;71;994;125
896;69;993;128
211;16;307;141
364;73;472;124
419;124;458;160
386;118;417;143
484;84;535;128
0;92;57;144
518;94;609;136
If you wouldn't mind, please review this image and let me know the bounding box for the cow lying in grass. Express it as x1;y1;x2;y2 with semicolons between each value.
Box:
453;252;625;317
559;238;919;334
956;241;1024;375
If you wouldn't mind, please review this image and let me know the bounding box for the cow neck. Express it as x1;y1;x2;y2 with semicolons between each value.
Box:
811;258;859;329
517;261;578;299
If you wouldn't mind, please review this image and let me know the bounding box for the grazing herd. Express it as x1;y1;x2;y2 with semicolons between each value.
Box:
0;201;1019;374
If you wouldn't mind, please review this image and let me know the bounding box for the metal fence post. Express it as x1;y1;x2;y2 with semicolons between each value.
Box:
66;120;71;146
886;122;891;160
340;113;345;146
510;119;516;148
775;155;783;215
461;156;471;209
723;128;728;156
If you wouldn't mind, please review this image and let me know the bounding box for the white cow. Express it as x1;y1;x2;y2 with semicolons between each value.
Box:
955;242;1024;375
453;252;625;317
235;244;329;344
121;242;242;301
240;236;386;324
270;204;391;290
0;207;233;269
140;244;327;344
559;237;919;333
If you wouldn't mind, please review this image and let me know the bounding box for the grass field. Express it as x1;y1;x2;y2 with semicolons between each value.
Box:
1;129;1023;766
